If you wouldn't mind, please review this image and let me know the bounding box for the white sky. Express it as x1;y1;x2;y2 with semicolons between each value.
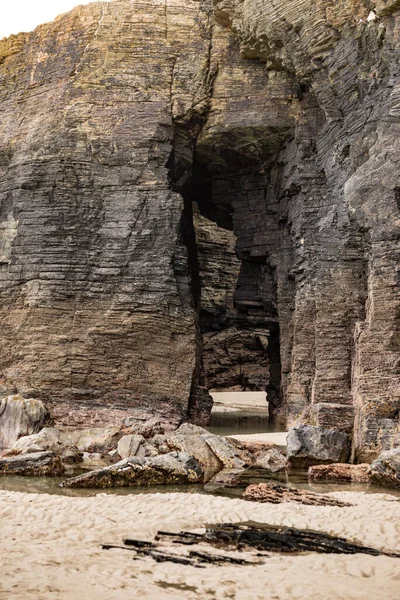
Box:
0;1;111;39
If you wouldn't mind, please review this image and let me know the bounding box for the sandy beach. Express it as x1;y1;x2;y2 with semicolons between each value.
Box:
1;488;399;600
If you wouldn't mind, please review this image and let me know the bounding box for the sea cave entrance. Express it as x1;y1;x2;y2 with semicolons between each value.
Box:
186;139;286;432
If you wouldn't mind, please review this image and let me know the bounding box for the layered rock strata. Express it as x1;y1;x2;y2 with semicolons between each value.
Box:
0;0;399;460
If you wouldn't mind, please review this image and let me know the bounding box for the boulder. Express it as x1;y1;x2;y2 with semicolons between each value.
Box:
60;451;203;488
0;395;49;449
117;434;157;459
287;425;351;468
122;415;180;438
242;483;352;507
370;447;400;488
0;451;65;476
11;427;62;454
308;463;371;483
204;436;254;469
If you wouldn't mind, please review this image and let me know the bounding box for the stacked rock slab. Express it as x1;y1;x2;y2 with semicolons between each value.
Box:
0;0;399;461
0;0;215;424
210;0;400;460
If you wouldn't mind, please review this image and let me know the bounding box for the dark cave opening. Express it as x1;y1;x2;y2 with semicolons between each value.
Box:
167;118;288;427
186;155;284;427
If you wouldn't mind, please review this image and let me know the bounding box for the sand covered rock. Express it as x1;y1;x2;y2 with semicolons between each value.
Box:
370;448;400;488
287;425;351;468
308;463;371;483
0;451;64;476
60;452;203;488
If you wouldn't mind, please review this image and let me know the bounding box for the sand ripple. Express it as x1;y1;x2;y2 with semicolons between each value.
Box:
0;490;399;599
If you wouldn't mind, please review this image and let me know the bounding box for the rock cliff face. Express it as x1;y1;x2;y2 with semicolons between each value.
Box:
0;0;399;460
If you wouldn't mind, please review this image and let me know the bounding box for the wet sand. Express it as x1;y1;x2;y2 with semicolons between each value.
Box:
1;489;399;600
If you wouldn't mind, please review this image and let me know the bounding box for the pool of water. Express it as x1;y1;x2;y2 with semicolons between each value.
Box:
206;413;272;436
1;466;399;499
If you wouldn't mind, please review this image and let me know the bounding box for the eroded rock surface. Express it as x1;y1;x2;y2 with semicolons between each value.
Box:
60;452;203;488
287;425;351;468
0;0;398;459
0;395;49;449
0;451;64;476
370;447;400;488
308;463;371;483
242;483;352;507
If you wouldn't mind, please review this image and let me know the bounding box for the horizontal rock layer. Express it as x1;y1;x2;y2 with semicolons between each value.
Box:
0;0;399;460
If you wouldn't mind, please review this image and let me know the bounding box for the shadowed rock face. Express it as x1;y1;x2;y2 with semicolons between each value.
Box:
0;0;399;460
0;0;214;424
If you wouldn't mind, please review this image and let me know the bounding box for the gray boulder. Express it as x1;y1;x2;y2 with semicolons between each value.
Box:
204;436;254;469
287;425;351;468
0;451;65;476
117;434;157;459
175;423;210;435
0;395;49;449
60;451;203;488
370;447;400;488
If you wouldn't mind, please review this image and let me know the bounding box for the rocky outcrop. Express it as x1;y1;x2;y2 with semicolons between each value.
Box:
0;0;213;426
0;0;398;460
0;451;64;476
208;0;400;458
60;452;203;488
0;395;49;449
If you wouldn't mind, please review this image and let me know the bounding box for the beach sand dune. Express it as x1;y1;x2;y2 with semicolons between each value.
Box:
0;490;399;600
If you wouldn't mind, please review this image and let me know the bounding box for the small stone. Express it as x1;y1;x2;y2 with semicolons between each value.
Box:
253;448;287;472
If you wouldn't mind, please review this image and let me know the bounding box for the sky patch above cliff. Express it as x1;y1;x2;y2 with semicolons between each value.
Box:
1;1;111;38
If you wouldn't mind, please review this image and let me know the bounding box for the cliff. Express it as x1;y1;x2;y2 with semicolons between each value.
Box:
0;0;399;460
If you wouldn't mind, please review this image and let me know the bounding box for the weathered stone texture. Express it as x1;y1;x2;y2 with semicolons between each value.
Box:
0;0;214;423
211;0;400;458
0;0;399;460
